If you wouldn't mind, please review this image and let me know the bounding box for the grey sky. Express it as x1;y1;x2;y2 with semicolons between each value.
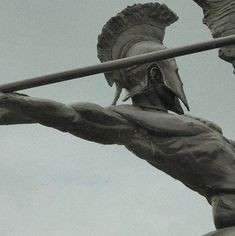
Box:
1;1;235;235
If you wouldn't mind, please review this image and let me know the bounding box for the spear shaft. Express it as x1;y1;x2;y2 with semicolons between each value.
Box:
1;35;235;93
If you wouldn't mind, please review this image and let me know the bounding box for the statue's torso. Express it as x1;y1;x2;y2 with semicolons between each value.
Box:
111;105;235;200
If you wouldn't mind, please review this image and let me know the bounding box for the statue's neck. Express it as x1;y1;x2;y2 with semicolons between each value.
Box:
131;93;167;112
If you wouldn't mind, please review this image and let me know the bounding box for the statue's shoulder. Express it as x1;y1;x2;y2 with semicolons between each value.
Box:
108;104;143;114
109;105;212;136
185;114;223;134
70;102;129;123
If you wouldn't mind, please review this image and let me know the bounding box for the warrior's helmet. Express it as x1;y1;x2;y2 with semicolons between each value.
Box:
97;3;189;114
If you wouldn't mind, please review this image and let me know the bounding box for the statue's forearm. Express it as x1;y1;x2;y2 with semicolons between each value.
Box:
0;93;78;127
0;107;34;125
0;93;135;145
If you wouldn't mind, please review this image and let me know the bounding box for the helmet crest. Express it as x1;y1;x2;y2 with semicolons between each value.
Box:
97;3;178;87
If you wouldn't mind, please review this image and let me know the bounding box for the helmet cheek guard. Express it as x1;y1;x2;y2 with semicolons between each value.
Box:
158;59;189;111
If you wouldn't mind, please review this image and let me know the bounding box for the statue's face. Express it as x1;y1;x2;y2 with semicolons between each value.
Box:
145;63;175;102
122;56;179;98
122;40;189;112
122;60;185;114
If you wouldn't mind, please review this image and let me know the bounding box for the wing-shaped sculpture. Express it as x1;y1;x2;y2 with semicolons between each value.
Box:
194;0;235;71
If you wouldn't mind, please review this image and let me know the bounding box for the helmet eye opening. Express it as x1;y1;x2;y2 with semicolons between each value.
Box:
147;64;164;86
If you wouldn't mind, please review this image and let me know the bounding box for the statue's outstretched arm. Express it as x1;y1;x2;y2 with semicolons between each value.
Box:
0;93;135;145
0;92;77;127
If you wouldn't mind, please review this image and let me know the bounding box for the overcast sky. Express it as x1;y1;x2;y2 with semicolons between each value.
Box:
1;1;235;236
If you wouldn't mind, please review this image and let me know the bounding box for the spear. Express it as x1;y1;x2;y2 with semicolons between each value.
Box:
1;35;235;93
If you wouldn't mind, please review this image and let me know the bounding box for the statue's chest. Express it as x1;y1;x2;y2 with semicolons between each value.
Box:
126;131;235;195
126;130;229;167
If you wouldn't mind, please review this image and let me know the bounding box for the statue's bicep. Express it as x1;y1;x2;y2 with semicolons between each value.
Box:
69;103;135;144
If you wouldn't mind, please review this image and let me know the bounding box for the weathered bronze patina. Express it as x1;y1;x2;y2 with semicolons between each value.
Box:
1;2;235;235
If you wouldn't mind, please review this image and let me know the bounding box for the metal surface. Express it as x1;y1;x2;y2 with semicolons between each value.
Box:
1;35;235;93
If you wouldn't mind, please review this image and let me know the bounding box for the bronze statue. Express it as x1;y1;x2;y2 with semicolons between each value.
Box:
1;2;235;235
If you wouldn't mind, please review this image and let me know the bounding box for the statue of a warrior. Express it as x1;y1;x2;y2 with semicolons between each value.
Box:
1;2;235;235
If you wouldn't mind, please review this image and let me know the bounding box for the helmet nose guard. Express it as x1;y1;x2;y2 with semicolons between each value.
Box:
97;3;189;111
